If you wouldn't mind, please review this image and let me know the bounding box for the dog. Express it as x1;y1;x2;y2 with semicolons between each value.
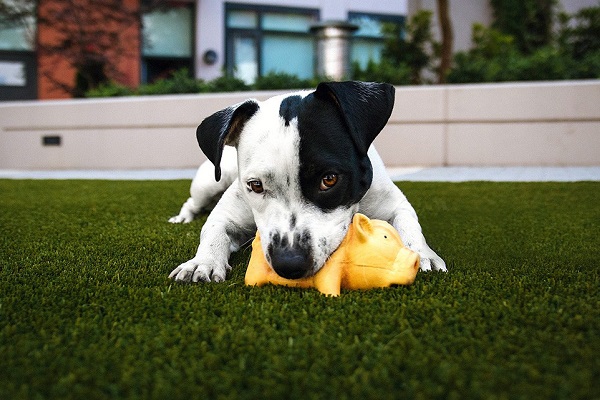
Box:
168;81;446;283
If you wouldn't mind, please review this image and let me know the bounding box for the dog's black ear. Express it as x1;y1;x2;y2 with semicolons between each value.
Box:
196;100;259;181
315;81;395;155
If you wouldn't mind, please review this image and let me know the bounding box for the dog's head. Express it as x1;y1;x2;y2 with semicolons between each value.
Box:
197;81;395;279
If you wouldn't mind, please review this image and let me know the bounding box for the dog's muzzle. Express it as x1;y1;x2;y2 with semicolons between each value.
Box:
268;244;314;280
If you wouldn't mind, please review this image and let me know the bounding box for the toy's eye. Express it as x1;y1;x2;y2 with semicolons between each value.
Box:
247;179;264;194
319;173;338;191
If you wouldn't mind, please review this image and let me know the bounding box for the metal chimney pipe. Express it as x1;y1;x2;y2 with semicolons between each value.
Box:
310;21;358;80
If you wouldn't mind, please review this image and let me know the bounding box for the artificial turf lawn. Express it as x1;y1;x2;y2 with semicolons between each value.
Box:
0;179;598;400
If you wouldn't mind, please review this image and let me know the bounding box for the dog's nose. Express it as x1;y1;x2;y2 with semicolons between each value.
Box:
269;245;313;280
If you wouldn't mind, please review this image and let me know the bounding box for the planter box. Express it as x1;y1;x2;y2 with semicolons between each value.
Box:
1;81;599;170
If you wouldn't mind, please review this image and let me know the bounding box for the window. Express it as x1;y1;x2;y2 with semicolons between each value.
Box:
0;61;26;86
0;14;35;52
0;10;37;100
142;2;194;83
349;13;405;69
226;4;319;84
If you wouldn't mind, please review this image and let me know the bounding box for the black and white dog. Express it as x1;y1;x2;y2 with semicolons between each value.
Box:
169;81;446;283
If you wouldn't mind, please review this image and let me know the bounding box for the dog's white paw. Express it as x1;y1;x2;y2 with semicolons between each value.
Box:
168;215;190;224
418;248;447;272
168;210;195;224
168;257;231;282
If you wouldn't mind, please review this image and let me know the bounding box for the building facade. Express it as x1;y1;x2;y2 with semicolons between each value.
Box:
0;0;406;100
0;0;596;101
196;0;406;84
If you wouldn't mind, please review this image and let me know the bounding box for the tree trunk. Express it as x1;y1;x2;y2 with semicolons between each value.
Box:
436;0;453;83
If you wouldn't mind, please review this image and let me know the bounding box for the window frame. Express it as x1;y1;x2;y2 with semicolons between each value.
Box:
224;3;319;82
0;13;37;100
0;49;37;100
141;1;196;84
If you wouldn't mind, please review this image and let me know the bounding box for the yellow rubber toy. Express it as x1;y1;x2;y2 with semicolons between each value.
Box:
245;213;420;296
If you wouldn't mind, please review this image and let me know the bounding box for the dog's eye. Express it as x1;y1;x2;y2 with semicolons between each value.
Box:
247;180;264;194
319;174;338;191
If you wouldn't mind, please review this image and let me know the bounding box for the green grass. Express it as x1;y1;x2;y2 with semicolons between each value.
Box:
0;180;598;400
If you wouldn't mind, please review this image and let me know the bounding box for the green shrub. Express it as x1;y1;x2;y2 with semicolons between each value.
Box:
136;68;207;95
253;71;315;90
447;24;518;83
558;5;600;79
350;10;438;85
85;70;318;97
207;75;251;92
511;47;571;81
352;59;412;85
490;0;556;54
447;11;600;84
380;10;438;84
85;81;135;98
575;49;600;78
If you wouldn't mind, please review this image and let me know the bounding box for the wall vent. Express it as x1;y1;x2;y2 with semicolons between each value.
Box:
42;135;62;146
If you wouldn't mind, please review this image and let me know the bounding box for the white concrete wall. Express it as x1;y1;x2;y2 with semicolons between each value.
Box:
374;80;600;167
0;90;284;170
1;80;599;170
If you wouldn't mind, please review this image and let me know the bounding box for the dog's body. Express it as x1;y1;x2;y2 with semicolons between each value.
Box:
169;81;446;283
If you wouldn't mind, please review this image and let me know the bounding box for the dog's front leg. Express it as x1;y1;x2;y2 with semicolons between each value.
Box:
361;148;446;272
169;146;238;223
389;198;447;272
169;181;256;282
360;183;446;271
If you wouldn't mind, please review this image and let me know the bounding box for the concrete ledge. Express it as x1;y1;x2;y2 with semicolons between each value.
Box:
1;81;599;169
377;80;600;166
2;167;599;182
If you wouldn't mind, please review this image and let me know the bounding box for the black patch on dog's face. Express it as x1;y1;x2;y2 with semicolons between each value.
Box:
296;93;373;211
279;95;302;127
